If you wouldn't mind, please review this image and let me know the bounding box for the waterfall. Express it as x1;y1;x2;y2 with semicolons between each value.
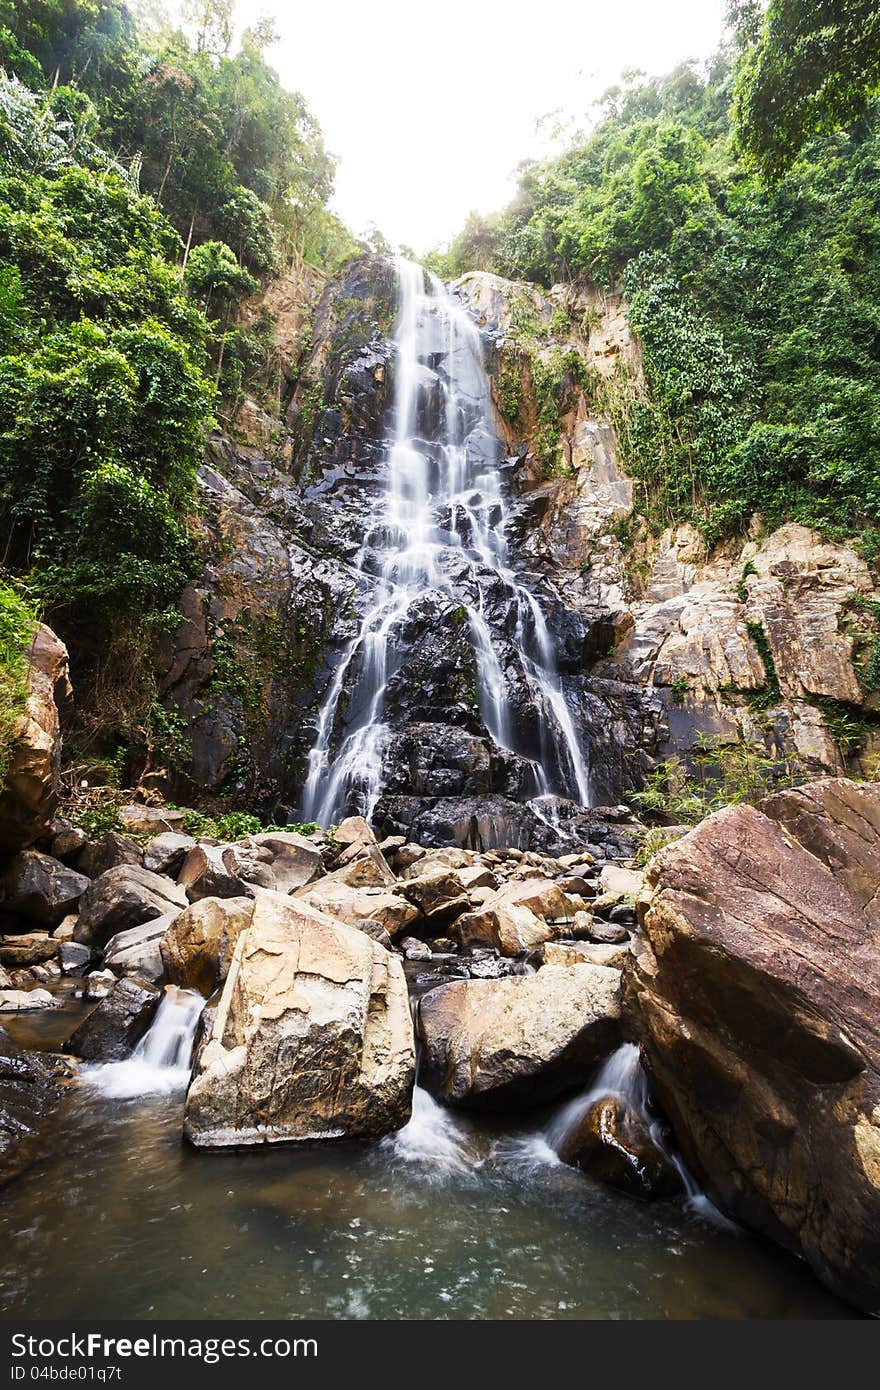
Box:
301;258;590;827
545;1043;650;1153
383;1085;478;1179
83;986;204;1100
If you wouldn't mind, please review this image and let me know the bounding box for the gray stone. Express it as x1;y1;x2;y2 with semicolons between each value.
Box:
58;941;91;974
0;852;89;926
142;832;196;877
74;866;187;947
68;976;160;1060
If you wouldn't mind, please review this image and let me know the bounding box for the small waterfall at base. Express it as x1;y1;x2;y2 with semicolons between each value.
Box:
301;257;590;827
545;1043;649;1153
384;1086;478;1179
83;986;205;1100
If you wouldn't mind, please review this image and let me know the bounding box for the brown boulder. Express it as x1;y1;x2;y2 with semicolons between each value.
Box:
626;777;880;1313
183;891;414;1146
118;805;187;836
452;878;585;955
0;933;59;968
558;1096;683;1200
293;875;418;939
418;963;621;1107
160;897;255;996
0;625;70;854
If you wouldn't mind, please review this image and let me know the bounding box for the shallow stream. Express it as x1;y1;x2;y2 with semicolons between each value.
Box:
0;993;853;1320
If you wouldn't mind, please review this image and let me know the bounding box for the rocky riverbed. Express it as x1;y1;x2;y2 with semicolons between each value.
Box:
0;777;877;1315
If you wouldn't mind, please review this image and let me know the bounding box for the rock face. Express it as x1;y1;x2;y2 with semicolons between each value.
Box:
626;777;880;1313
184;891;415;1146
67;976;160;1061
74;866;188;947
0;624;70;854
418;964;621;1107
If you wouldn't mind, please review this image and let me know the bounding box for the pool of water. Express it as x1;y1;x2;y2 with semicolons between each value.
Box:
0;1070;853;1319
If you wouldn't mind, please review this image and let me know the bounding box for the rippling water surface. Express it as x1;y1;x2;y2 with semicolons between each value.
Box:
0;1074;853;1320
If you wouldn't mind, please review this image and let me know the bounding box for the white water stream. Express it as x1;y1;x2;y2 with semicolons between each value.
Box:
302;258;590;826
83;986;204;1100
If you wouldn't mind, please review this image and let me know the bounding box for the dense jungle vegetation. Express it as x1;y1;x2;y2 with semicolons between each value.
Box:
0;0;356;757
431;0;880;552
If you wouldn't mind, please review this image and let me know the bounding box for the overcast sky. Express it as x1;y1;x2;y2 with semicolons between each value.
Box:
170;0;731;252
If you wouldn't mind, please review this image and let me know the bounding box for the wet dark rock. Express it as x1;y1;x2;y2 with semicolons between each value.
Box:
0;852;89;927
558;1096;683;1200
58;942;91;974
608;904;637;927
67;976;160;1061
0;1033;72;1184
74;866;187;948
587;918;630;945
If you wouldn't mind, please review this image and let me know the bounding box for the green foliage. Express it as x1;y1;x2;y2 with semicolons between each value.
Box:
185;239;257;308
744;620;782;709
0;101;212;637
170;805;317;841
0;580;37;786
628;731;807;825
732;0;880;181
449;38;880;544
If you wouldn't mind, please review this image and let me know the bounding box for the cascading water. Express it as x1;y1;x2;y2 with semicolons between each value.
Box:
545;1043;651;1153
83;986;204;1100
301;258;590;827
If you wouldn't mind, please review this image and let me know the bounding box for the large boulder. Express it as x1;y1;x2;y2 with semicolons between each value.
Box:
160;897;254;996
67;975;160;1061
183;891;414;1146
74;866;187;947
177;832;322;902
418;963;621;1107
452;879;586;956
0;852;88;927
143;832;196;877
76;832;142;879
0;625;70;854
625;777;880;1314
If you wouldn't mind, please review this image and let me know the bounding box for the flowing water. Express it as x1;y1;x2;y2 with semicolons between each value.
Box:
0;1016;853;1319
82;986;205;1100
302;259;590;826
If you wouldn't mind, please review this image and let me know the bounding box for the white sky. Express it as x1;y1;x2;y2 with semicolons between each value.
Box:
170;0;731;252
